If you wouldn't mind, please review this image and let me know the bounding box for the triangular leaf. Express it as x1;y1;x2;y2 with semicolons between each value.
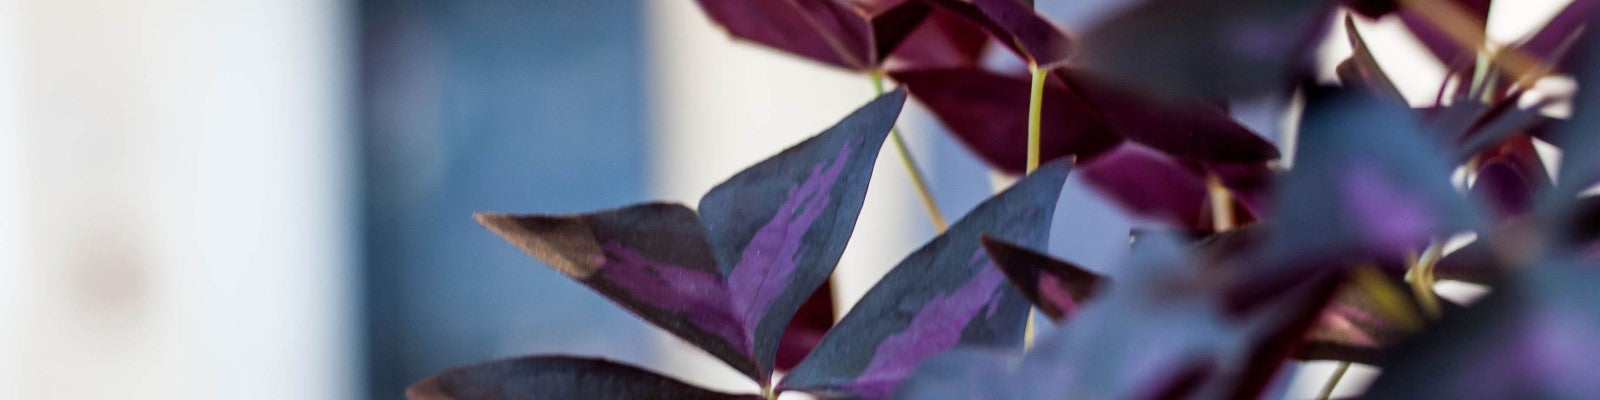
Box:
699;90;904;376
779;161;1071;399
475;204;757;378
1339;15;1407;102
407;356;763;400
1055;69;1281;163
476;92;906;382
981;236;1104;322
1270;87;1483;263
1075;0;1333;99
696;0;874;70
924;0;1075;67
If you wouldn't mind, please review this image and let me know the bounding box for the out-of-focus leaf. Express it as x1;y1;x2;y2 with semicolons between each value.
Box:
780;161;1070;399
1548;15;1600;210
1295;276;1429;364
1343;0;1399;18
981;236;1104;322
879;4;990;70
1363;258;1600;399
892;68;1122;173
1055;69;1281;163
1399;0;1491;66
697;0;874;70
925;0;1075;67
1515;0;1600;71
1339;15;1406;102
1434;238;1509;284
1075;0;1333;99
777;281;837;371
1270;87;1483;264
476;204;758;378
1079;144;1210;229
699;90;904;376
1471;136;1551;222
407;356;763;400
477;91;906;382
895;233;1338;399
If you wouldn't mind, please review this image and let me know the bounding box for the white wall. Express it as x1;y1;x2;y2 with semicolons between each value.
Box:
0;1;355;399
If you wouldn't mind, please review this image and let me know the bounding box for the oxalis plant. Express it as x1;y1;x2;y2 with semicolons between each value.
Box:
408;0;1600;399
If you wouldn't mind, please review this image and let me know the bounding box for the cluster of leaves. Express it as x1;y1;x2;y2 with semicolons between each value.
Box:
408;0;1600;399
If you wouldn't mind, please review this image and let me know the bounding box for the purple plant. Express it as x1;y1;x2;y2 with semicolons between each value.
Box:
409;0;1600;399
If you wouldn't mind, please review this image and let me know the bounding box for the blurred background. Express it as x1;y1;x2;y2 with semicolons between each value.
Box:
0;0;1570;399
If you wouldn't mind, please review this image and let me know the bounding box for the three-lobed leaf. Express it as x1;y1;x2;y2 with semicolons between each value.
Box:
475;91;907;383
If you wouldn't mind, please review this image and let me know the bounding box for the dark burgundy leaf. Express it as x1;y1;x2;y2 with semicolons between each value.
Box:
1055;69;1281;163
699;90;904;376
981;236;1104;322
1269;87;1483;263
1342;0;1399;18
780;161;1070;399
1079;143;1210;229
893;68;1122;173
407;356;762;400
776;280;836;371
476;91;906;382
697;0;874;70
1399;0;1491;66
1434;238;1509;285
1339;15;1407;102
924;0;1075;67
475;204;759;379
1516;0;1600;66
1363;258;1600;399
880;6;990;70
1075;0;1334;99
1470;136;1551;222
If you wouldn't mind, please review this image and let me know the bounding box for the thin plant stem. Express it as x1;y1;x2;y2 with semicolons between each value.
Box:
1405;241;1446;319
1317;361;1353;400
1205;173;1236;232
1026;63;1047;173
870;71;949;232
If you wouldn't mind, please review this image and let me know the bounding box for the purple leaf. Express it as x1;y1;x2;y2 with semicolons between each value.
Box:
981;236;1104;322
1270;87;1483;263
407;356;763;400
696;0;874;70
897;233;1338;399
1363;258;1600;399
1079;144;1211;229
776;280;836;371
1470;136;1551;222
1338;15;1407;102
699;90;904;376
1055;69;1281;163
923;0;1075;67
779;161;1070;399
475;205;758;378
1399;0;1491;66
1516;0;1600;68
1548;16;1600;212
1294;277;1433;364
879;4;990;70
1075;0;1334;99
892;67;1123;174
475;91;906;382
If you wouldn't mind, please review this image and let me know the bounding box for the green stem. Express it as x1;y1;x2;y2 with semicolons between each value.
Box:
871;71;949;232
1026;63;1046;174
1317;361;1353;400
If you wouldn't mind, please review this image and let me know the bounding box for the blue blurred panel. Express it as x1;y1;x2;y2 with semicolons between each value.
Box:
359;0;650;398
